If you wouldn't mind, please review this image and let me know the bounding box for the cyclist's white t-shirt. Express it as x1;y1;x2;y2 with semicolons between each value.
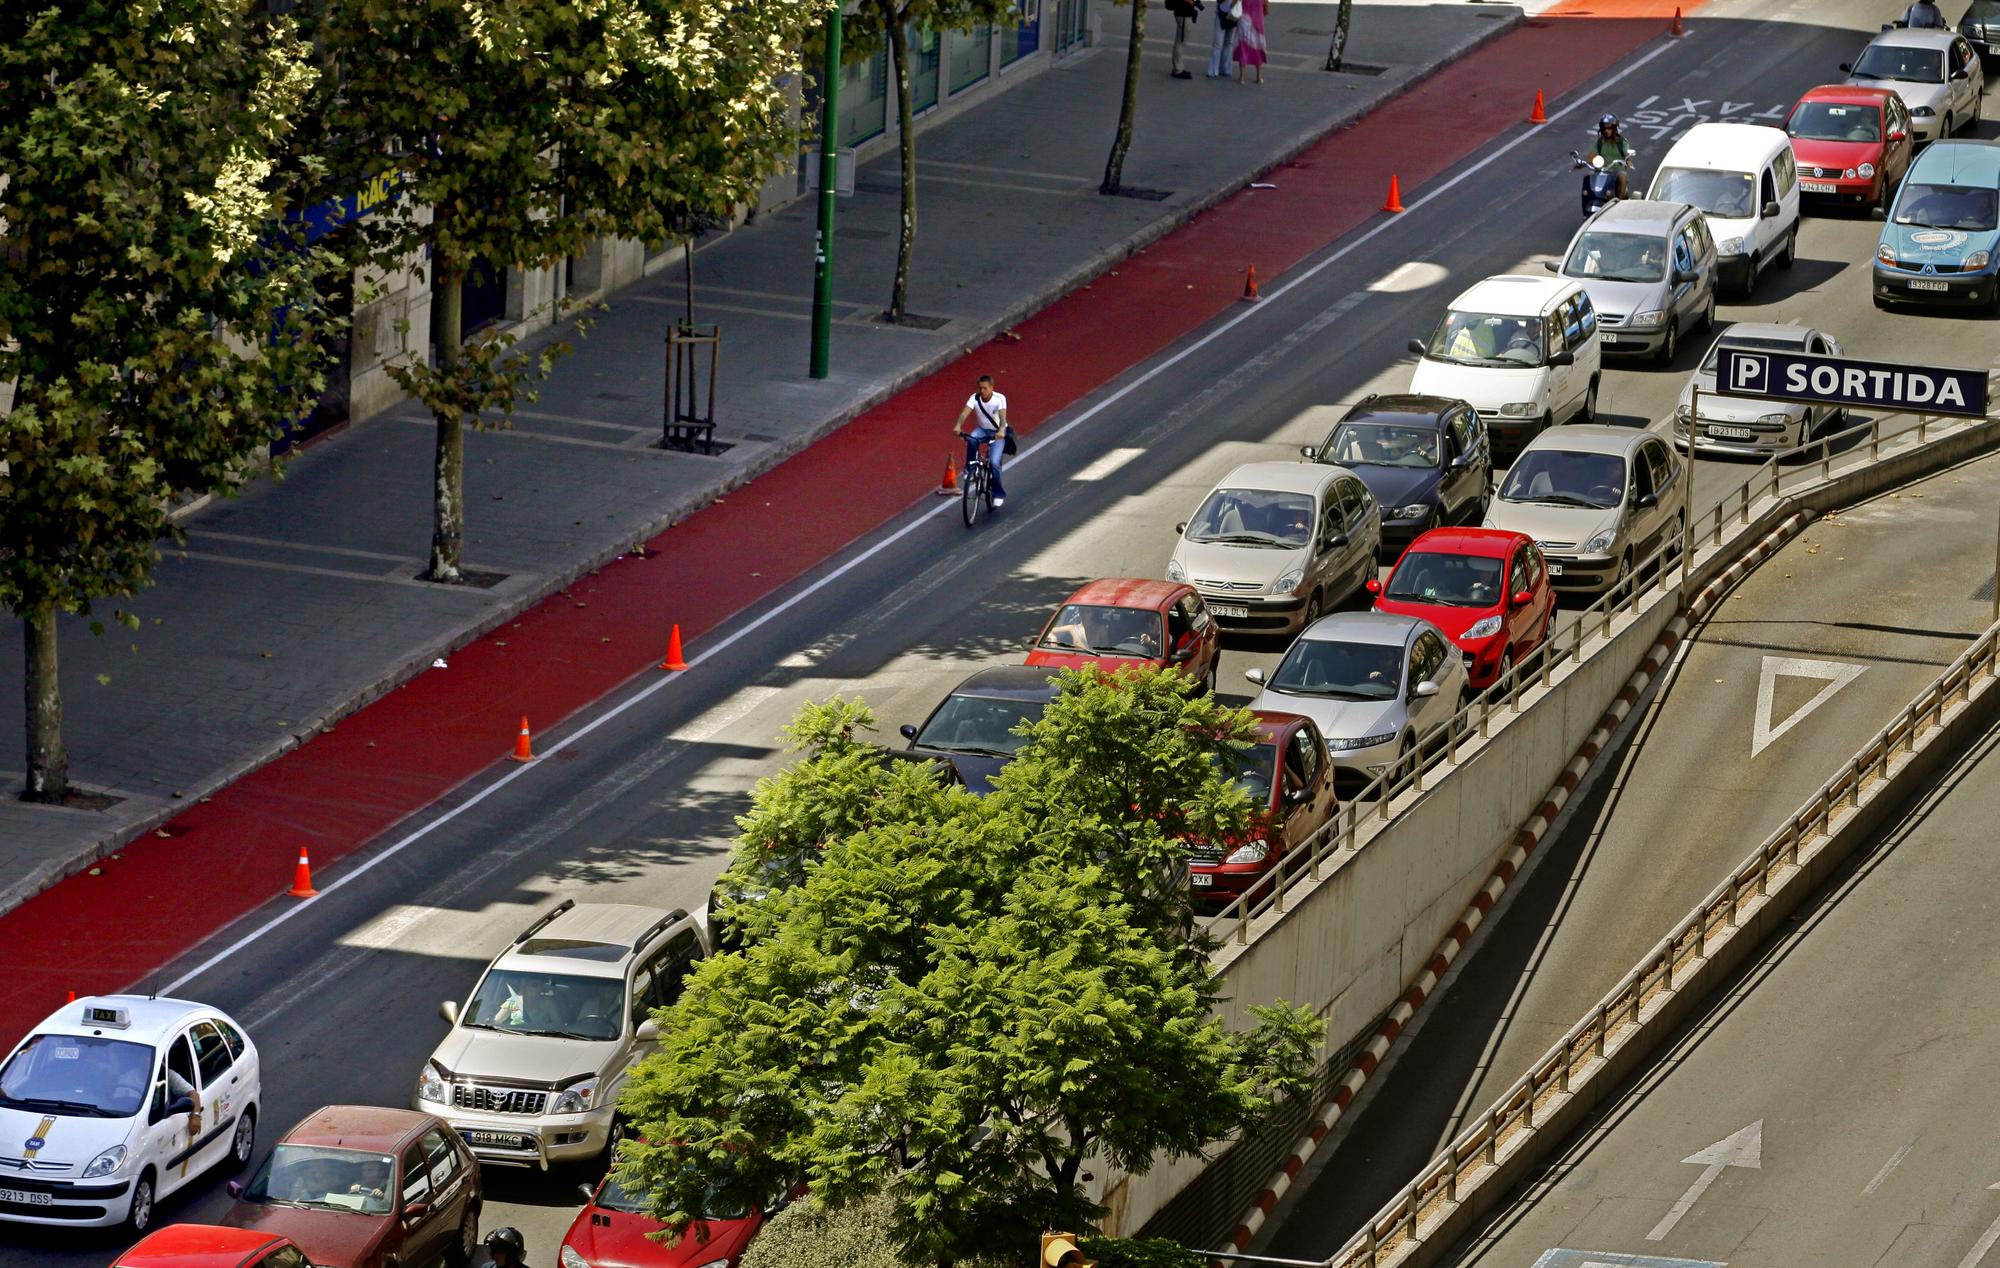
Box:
966;392;1008;431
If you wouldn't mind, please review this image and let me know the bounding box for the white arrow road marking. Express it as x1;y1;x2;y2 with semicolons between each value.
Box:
1954;1181;2000;1268
1647;1121;1762;1241
1752;656;1867;757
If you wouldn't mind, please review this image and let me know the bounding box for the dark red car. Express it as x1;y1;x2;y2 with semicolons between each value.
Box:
561;1168;767;1268
1025;579;1222;693
223;1107;479;1268
114;1225;315;1268
1367;528;1555;690
1784;85;1916;209
1188;711;1337;908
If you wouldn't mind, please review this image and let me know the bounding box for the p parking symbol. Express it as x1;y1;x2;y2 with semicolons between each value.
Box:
1728;351;1769;394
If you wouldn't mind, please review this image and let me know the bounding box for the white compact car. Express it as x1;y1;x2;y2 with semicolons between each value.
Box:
1843;27;1985;143
1408;274;1603;454
0;995;261;1232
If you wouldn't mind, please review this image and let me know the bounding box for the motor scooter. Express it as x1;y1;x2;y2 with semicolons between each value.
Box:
1570;149;1638;217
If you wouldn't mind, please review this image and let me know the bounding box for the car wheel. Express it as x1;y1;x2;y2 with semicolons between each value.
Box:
125;1169;156;1234
1495;648;1515;692
1579;377;1599;424
1655;318;1677;367
1537;409;1553;438
1201;661;1218;696
1301;589;1323;630
1701;289;1717;331
1945;112;1955;139
1614;550;1633;591
229;1107;256;1171
447;1203;482;1267
1777;229;1795;270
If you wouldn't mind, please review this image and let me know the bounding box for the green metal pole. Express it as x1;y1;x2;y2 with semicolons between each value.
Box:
809;8;842;379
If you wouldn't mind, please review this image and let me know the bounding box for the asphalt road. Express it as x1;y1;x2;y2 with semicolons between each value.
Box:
9;0;2000;1261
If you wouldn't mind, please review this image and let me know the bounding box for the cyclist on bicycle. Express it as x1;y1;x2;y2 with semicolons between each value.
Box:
952;374;1011;507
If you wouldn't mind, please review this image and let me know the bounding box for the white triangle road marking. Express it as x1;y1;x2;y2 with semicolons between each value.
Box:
1752;655;1866;758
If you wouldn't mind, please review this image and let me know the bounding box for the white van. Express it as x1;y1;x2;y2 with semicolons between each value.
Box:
1408;274;1602;454
1647;122;1801;297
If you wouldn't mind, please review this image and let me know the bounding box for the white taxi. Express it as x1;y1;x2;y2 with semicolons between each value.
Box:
0;995;261;1232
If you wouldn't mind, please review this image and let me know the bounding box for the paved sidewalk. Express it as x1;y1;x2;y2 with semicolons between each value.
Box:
0;0;1522;915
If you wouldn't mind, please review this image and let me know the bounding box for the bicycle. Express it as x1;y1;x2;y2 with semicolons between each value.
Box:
959;437;996;527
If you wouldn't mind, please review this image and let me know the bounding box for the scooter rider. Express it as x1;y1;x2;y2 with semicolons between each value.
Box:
1899;0;1946;28
1591;114;1635;200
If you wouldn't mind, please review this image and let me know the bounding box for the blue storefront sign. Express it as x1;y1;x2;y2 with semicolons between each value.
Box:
1716;346;1988;419
292;170;401;245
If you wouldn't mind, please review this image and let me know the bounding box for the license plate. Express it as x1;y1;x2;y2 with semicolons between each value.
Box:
1601;333;1624;344
1800;180;1837;193
1909;278;1950;292
1211;605;1250;619
1190;873;1213;887
1706;424;1754;440
461;1130;530;1150
0;1188;53;1206
1547;563;1564;577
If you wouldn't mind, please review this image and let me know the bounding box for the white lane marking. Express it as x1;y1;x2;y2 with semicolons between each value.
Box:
671;685;782;744
1958;1181;2000;1268
1071;448;1145;482
341;903;465;951
1367;260;1449;294
1647;1121;1762;1242
1752;655;1867;757
1862;1139;1915;1197
151;38;1688;998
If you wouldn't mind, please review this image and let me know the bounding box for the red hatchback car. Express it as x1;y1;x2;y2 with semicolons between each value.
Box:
1368;528;1555;690
1188;711;1337;908
1025;579;1222;692
1784;85;1916;209
114;1225;315;1268
222;1107;480;1268
561;1168;767;1268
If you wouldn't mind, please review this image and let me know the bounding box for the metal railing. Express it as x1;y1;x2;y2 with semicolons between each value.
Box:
1323;615;2000;1268
1204;407;1987;945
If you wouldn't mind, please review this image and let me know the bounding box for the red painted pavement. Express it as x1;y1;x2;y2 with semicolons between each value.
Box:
0;0;1706;1046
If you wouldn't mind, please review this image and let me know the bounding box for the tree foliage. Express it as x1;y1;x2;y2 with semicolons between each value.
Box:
0;0;329;798
620;667;1324;1268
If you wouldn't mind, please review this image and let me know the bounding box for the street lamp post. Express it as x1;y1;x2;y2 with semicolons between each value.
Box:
809;8;842;380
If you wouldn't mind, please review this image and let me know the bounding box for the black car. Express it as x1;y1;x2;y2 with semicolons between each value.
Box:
898;665;1063;795
1965;0;2000;64
1301;394;1492;556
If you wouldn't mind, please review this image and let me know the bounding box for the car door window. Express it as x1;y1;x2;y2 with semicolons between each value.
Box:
641;929;701;1015
1774;147;1796;196
1629;449;1655;503
1450;409;1478;456
1409;632;1445;688
1183;593;1212;631
1523;544;1544;590
1673;227;1696;275
400;1142;433;1208
259;1248;312;1268
1343;479;1372;528
1644;443;1675;499
1760;167;1777;210
1291;728;1321;787
1545;313;1568;357
1509;547;1531;597
155;1033;198;1114
420;1129;461;1190
190;1021;232;1086
215;1020;247;1063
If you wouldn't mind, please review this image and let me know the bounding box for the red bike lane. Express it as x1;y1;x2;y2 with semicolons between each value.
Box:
0;1;1704;1045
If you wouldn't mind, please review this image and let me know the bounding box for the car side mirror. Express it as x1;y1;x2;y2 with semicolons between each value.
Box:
1286;785;1313;805
1299;445;1319;461
1761;200;1780;218
899;723;918;740
1324;532;1349;550
1633;490;1659;508
1548;348;1575;367
438;1000;459;1026
1174;521;1188;535
227;1181;244;1199
1364;577;1383;595
1871;204;1888;220
1673;268;1696;284
635;1018;661;1042
1840;61;1853;72
1407;338;1427;357
1511;590;1533;608
1169;644;1196;664
1244;668;1267;686
579;1183;599;1205
403;1202;430;1221
1542;260;1559;273
1412;680;1441;699
1888;129;1907;142
1953;67;1971;79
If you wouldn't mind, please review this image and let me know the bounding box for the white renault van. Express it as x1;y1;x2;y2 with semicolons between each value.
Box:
1647;122;1801;297
1408;274;1602;454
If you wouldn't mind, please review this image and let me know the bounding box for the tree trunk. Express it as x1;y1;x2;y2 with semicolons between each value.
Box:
1325;0;1352;71
21;601;68;803
426;265;466;584
1100;0;1147;194
886;8;916;322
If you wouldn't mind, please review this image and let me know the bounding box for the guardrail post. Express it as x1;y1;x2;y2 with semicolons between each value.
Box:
1740;482;1751;525
1365;1219;1378;1264
1405;1192;1418;1241
1593;1003;1608;1058
1558;1035;1571;1093
1447;1154;1458;1202
1695;910;1706;958
1820;444;1832;481
1918;415;1929;444
1870;424;1881;463
1524;1087;1535;1129
1485;1109;1500;1164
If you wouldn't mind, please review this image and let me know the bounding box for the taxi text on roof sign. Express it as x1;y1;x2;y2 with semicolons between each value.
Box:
1715;345;1989;419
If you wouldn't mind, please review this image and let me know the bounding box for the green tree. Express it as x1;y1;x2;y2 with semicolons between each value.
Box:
0;0;328;801
302;0;830;582
844;0;1018;322
1099;0;1149;195
619;667;1323;1268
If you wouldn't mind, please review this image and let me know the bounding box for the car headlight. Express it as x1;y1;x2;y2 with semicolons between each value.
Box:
1717;237;1744;256
1911;105;1936;118
1463;614;1504;640
1271;568;1305;595
1675;402;1692;423
81;1146;126;1179
1629;309;1667;329
550;1080;599;1115
1326;731;1398;752
1224;841;1270;865
1758;412;1794;428
560;1248;594;1268
1498;402;1538;418
1391;503;1430;521
1166;557;1186;582
1584;527;1617;553
416;1065;448;1104
1968;250;1992;270
1879;242;1898;266
1858;162;1876;178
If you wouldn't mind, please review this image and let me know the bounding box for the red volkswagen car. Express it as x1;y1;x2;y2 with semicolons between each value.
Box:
1025;579;1222;692
1367;528;1555;690
1784;85;1916;210
115;1225;314;1268
560;1168;768;1268
1188;711;1337;908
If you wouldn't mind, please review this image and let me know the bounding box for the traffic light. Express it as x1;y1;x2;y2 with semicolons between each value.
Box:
1040;1232;1097;1268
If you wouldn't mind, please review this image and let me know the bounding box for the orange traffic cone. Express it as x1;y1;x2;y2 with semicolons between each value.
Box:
1529;89;1547;125
1383;175;1405;214
660;624;688;672
1669;6;1685;36
511;716;537;762
287;847;319;898
934;453;959;496
1241;265;1261;302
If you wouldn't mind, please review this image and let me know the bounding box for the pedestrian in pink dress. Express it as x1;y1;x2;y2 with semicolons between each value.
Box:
1233;0;1267;82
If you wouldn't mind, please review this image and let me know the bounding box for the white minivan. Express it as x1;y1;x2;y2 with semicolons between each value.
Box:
1408;274;1603;454
1647;122;1801;297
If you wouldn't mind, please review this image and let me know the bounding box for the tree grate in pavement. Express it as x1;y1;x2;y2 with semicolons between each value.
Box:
1107;186;1173;201
416;567;509;589
1328;62;1388;76
876;312;951;330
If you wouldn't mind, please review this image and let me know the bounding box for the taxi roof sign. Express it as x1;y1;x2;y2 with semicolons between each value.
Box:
82;1004;132;1029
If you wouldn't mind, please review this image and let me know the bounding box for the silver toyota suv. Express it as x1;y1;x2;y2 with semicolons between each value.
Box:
414;900;708;1168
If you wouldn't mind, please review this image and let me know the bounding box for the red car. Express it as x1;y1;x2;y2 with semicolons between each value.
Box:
1188;711;1337;907
222;1106;480;1268
113;1225;314;1268
1025;579;1222;692
1784;85;1916;210
561;1168;767;1268
1367;528;1555;690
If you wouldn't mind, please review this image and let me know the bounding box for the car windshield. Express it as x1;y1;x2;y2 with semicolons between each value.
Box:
1971;0;2000;17
1038;604;1165;658
462;969;626;1040
1851;43;1944;83
1268;639;1404;700
1787;100;1883;142
1184;488;1315;547
1323;422;1441;469
594;1167;752;1221
1383;552;1507;607
243;1144;398;1216
1219;743;1279;806
1700;335;1806;373
1894;182;2000;230
0;1034;153;1118
913;693;1044;757
1564;230;1669;282
1650;167;1756;219
1425;310;1544;367
1500;451;1627;510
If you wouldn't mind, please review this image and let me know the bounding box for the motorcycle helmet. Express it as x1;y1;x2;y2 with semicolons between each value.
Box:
1598;113;1618;132
485;1227;527;1261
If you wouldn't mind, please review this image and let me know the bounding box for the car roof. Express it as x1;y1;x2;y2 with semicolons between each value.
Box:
1057;578;1188;610
1583;199;1693;235
1248;710;1310;741
1868;26;1960;48
1341;393;1464;423
275;1105;435;1153
1795;83;1896;108
1908;139;2000;184
1712;321;1812;345
116;1225;284;1268
1212;460;1345;495
1400;527;1530;560
1660;122;1791;168
948;665;1065;700
28;994;223;1044
1447;273;1577;315
493;902;691;974
1297;610;1427;646
1521;424;1656;457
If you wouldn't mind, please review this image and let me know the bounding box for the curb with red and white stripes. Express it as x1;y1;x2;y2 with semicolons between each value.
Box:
1221;511;1813;1253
